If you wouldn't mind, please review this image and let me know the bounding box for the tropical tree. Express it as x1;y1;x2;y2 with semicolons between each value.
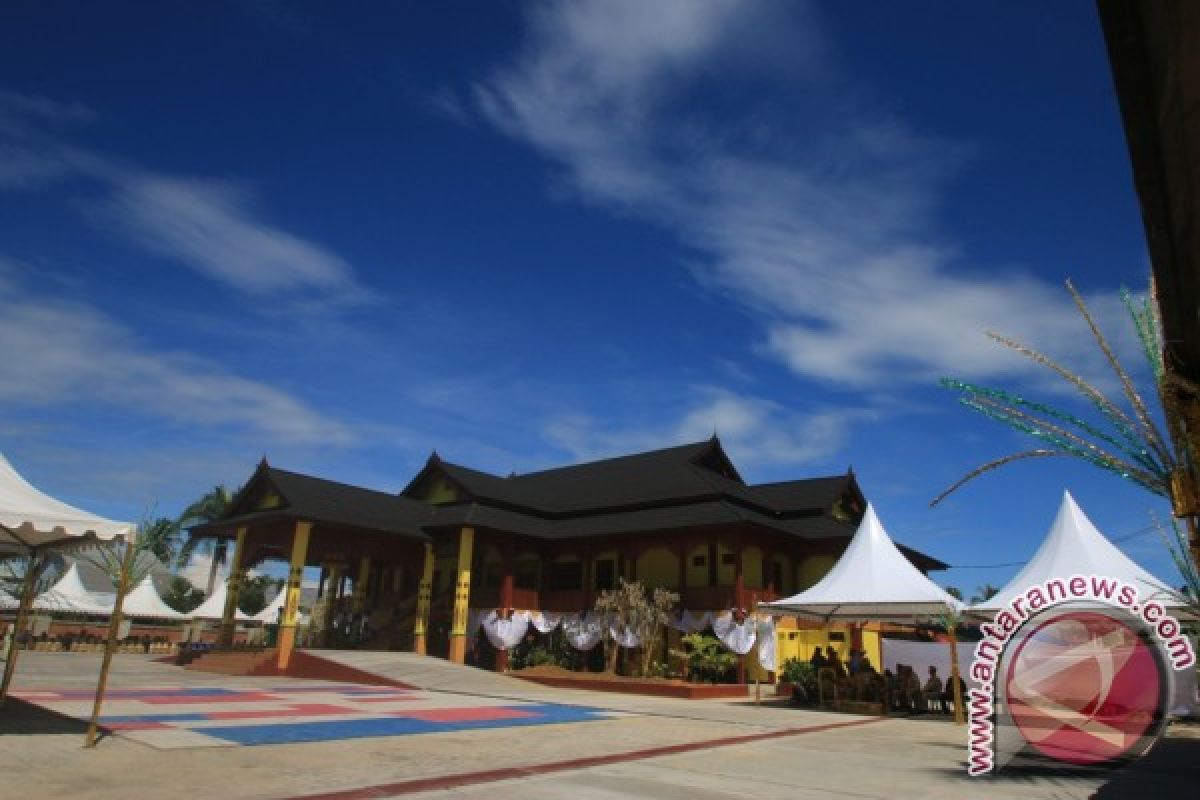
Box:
970;584;1000;605
935;280;1198;581
593;578;679;677
139;516;182;565
175;485;235;596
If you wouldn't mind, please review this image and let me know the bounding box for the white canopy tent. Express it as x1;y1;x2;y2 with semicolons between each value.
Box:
760;504;966;721
1;452;135;706
971;491;1188;616
189;578;253;622
761;504;965;621
0;453;132;556
32;562;114;615
121;576;188;621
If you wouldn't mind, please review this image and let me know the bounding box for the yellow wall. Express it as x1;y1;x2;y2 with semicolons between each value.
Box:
685;544;709;587
742;546;763;589
423;478;459;505
717;542;736;585
636;547;677;589
772;624;882;679
796;555;835;590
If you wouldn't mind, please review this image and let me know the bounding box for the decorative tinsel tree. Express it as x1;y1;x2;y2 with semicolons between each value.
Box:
934;280;1198;606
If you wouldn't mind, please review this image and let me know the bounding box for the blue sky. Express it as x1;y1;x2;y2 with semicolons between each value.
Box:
0;1;1180;596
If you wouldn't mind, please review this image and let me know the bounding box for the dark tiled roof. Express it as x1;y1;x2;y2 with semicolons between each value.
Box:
205;466;432;540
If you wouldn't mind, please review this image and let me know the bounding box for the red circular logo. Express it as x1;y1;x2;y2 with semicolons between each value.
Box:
1005;611;1163;765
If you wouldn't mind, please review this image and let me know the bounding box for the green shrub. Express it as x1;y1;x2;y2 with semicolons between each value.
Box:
670;632;738;683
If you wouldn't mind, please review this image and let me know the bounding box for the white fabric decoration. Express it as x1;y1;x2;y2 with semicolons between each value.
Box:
480;609;530;650
528;610;563;634
609;623;641;649
561;612;604;651
712;610;757;655
670;609;713;633
755;615;777;672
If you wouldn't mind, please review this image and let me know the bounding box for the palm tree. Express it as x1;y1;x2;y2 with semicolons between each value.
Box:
175;485;235;596
934;280;1198;581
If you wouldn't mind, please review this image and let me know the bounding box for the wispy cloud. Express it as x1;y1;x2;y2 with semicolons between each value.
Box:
0;90;368;305
543;385;862;475
0;266;356;447
476;0;1133;390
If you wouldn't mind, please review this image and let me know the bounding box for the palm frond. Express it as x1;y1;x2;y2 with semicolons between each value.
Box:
930;450;1064;507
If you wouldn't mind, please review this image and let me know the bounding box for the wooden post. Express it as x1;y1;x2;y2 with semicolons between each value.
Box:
735;544;745;685
85;535;138;747
413;542;434;655
447;527;474;664
218;526;247;647
948;626;965;725
275;520;311;671
0;553;42;704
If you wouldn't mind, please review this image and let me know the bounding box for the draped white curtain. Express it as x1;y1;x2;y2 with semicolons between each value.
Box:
755;615;777;672
528;610;563;634
479;609;531;650
561;611;604;651
711;611;757;655
609;623;641;649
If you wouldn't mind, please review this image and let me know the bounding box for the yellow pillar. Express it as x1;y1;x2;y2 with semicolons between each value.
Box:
413;542;434;655
352;556;371;614
447;527;474;664
276;520;312;670
218;527;247;646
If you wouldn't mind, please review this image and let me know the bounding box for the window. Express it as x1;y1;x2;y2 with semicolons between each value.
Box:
721;553;736;566
772;562;784;590
594;559;615;590
548;561;580;592
828;631;845;642
692;555;706;567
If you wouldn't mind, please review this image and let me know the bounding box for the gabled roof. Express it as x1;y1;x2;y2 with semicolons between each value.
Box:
405;438;857;519
199;462;432;540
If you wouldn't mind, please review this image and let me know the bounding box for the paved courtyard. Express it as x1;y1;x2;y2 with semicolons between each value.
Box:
1;652;1194;799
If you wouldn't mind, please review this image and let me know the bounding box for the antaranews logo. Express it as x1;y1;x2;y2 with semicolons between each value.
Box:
966;575;1195;776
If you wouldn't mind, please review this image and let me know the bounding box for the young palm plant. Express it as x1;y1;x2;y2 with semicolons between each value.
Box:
934;280;1199;601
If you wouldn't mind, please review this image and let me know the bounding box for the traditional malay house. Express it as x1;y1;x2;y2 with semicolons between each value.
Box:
193;437;946;674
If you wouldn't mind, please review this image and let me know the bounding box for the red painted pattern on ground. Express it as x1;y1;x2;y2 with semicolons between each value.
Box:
280;716;885;800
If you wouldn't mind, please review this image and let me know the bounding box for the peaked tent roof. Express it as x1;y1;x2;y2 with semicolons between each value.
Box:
760;504;964;621
0;453;133;555
972;491;1187;613
121;576;188;620
32;563;114;614
189;578;252;621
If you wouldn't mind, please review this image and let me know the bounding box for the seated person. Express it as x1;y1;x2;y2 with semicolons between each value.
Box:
942;673;967;714
900;665;923;712
809;646;827;669
923;666;945;713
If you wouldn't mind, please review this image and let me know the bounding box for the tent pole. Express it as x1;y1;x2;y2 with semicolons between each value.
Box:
84;536;137;747
0;552;42;704
948;625;965;725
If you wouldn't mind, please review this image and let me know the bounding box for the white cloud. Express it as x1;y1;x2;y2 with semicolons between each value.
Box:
543;386;860;473
477;1;1135;390
0;276;357;446
0;91;368;305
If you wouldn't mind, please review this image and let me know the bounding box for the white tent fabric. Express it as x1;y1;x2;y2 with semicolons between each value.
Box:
761;504;964;621
480;610;531;650
712;611;757;655
33;563;114;614
252;588;286;623
0;453;133;555
561;612;604;650
972;491;1188;615
189;579;253;622
121;576;188;620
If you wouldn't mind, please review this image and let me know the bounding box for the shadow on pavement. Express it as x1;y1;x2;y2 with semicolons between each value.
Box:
0;697;104;740
1090;737;1200;799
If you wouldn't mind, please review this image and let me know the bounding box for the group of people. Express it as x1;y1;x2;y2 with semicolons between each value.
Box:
806;645;966;715
809;645;882;703
884;663;966;715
